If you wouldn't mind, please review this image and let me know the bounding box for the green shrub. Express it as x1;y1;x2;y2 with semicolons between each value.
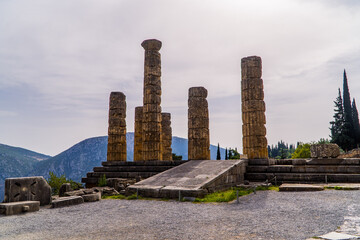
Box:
47;171;83;195
292;143;311;159
98;174;107;187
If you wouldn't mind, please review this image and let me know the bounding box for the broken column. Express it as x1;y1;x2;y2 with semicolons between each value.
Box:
141;39;163;161
188;87;210;160
161;113;173;160
107;92;127;161
134;106;143;161
241;56;268;160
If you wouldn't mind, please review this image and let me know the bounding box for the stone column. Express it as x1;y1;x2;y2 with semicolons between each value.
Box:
161;113;173;160
241;56;268;159
134;106;143;161
188;87;210;160
141;39;163;161
107;92;127;161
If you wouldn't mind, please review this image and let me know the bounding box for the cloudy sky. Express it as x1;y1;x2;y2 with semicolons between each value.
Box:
0;0;360;156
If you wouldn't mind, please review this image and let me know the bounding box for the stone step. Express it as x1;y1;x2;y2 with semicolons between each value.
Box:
279;184;324;192
87;171;158;179
247;165;360;173
51;196;84;208
102;160;187;167
245;173;360;183
93;166;173;172
0;201;40;216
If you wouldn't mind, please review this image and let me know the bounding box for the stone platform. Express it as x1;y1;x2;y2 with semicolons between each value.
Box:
246;158;360;183
128;160;247;198
82;160;186;188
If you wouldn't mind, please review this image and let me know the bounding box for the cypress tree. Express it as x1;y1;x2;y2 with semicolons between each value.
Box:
216;143;221;160
352;98;360;147
342;69;356;150
330;88;345;148
225;148;228;160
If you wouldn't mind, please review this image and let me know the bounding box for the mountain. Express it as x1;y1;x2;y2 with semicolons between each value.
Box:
0;133;227;202
0;144;51;202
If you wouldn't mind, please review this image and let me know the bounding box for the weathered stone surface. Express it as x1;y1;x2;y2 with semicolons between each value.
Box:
188;87;210;160
128;160;247;198
161;113;173;160
51;196;84;208
91;186;119;196
310;144;340;158
0;201;40;216
340;148;360;158
106;178;135;192
59;183;72;197
142;39;163;161
81;192;101;202
4;176;51;206
279;184;324;192
134;106;143;161
241;56;268;160
107;92;127;161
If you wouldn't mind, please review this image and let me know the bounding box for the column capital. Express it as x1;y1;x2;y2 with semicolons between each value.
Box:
141;39;162;51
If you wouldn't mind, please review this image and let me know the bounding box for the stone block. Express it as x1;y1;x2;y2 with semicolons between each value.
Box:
0;201;40;216
4;176;52;206
82;192;101;202
189;87;207;98
59;183;72;197
310;144;340;158
141;39;162;51
51;196;84;208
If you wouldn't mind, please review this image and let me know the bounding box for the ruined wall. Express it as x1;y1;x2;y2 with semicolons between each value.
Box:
188;87;210;160
107;92;127;161
241;56;268;159
161;113;172;160
141;39;163;161
134;106;143;161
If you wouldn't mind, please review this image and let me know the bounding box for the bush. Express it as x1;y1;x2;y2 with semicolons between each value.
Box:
47;171;83;195
98;174;107;187
291;143;311;159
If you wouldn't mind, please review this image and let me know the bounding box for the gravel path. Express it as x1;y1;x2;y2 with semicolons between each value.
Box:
1;190;359;240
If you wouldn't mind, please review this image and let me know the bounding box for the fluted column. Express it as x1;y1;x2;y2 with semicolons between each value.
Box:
107;92;127;161
134;106;143;161
141;39;163;161
241;56;268;159
188;87;210;160
161;113;173;160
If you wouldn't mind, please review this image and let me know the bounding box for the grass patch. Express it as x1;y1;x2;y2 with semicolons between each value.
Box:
194;185;279;203
102;194;140;200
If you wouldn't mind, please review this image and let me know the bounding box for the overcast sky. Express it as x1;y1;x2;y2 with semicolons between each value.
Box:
0;0;360;156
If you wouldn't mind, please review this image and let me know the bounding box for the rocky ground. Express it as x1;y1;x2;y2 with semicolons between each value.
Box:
1;189;359;240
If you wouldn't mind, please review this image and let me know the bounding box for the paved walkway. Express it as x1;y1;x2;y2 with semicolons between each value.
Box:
2;188;360;239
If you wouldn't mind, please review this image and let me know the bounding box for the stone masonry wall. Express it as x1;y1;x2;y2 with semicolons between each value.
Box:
161;113;173;160
188;87;210;160
241;56;268;159
141;39;163;161
134;106;143;161
107;92;127;161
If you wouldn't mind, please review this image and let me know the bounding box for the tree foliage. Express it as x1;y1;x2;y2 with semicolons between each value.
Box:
330;70;360;151
291;143;311;159
268;141;295;159
47;171;83;195
216;143;221;160
172;153;183;160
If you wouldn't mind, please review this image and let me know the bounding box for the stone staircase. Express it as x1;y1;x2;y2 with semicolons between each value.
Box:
82;160;187;188
245;158;360;184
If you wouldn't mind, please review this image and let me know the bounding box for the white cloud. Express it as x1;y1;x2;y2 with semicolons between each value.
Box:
0;0;359;155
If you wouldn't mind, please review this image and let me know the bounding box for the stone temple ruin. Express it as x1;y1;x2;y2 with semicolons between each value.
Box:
5;39;360;216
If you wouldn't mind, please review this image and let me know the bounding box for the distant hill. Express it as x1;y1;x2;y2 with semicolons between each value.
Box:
0;144;51;202
0;133;227;202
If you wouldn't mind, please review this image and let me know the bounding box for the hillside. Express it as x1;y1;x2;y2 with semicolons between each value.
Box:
0;144;51;202
0;133;227;202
